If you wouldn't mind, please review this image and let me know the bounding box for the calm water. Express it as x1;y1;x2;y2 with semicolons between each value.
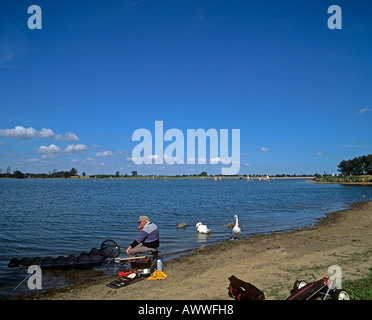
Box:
0;178;371;298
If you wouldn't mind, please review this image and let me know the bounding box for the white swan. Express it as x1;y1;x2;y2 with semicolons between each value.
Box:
196;222;210;234
232;215;241;238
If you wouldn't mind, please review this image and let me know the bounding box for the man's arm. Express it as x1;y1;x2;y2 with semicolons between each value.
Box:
126;230;148;254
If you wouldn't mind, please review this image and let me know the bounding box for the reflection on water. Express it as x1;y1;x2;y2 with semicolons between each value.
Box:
196;233;210;243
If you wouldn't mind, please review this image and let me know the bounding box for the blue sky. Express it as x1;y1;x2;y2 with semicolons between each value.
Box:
0;0;371;176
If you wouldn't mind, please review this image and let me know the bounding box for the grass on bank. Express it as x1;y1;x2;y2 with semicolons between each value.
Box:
343;272;372;300
313;175;372;183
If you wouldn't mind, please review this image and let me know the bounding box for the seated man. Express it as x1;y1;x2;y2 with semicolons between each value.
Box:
126;216;159;257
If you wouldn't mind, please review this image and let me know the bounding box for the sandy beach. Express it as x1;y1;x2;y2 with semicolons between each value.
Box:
30;201;371;300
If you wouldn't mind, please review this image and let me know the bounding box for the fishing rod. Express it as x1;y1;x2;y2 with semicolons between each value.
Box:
12;269;36;293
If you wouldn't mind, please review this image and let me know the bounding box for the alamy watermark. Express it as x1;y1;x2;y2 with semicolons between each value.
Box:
130;121;240;175
328;264;342;289
27;5;42;30
26;4;342;31
327;5;342;30
27;265;42;290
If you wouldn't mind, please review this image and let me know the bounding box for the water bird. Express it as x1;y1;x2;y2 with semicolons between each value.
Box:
224;221;235;229
196;222;210;234
177;220;186;228
231;215;241;239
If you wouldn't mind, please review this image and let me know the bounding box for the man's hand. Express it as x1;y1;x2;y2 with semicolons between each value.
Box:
126;246;131;255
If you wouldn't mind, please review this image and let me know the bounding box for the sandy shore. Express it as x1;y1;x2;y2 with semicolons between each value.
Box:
31;201;371;300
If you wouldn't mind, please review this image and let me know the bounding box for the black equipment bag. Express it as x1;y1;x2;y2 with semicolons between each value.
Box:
227;275;265;300
286;278;328;300
130;251;158;272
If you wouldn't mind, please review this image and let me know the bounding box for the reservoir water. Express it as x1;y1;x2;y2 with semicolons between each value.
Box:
0;178;371;298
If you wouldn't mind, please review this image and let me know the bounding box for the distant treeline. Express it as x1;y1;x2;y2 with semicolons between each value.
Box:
337;154;372;175
0;167;78;179
0;168;314;179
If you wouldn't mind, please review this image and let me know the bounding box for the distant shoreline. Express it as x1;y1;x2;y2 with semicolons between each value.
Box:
73;176;314;180
0;176;314;180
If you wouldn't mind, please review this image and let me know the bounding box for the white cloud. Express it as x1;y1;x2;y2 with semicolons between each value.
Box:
36;143;87;158
148;155;160;161
36;144;61;155
0;126;54;139
96;150;114;158
55;132;79;141
210;156;231;165
0;126;79;141
187;157;207;163
358;108;370;115
260;147;269;152
65;144;87;153
37;128;55;138
315;152;325;156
